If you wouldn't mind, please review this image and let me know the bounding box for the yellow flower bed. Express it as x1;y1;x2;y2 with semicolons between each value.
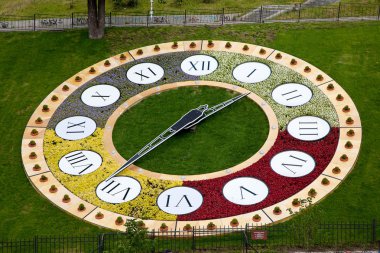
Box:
44;128;182;220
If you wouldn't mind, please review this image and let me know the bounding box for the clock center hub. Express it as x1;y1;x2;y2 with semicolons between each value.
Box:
106;81;278;180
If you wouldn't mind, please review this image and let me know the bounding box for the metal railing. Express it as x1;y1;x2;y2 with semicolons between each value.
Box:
0;219;379;252
0;3;379;31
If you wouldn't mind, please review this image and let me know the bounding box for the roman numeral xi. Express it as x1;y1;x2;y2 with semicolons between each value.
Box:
135;67;157;81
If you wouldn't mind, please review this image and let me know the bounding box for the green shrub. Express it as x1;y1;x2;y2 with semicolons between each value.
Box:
78;203;85;211
120;220;154;252
231;218;238;224
273;206;281;213
321;178;330;185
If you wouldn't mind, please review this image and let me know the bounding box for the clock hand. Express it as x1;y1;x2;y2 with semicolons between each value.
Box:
106;104;209;181
184;92;250;129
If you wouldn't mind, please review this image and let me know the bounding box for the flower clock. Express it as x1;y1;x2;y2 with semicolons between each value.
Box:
22;41;361;231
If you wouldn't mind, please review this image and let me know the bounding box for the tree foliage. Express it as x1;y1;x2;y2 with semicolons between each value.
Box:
114;219;154;253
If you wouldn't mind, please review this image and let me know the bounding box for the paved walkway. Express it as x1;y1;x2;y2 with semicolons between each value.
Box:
303;0;340;7
239;0;342;23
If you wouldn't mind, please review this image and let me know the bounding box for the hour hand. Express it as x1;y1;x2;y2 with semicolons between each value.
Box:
184;92;250;129
105;104;209;181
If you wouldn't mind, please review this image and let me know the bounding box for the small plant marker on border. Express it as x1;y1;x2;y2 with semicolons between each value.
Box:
252;214;261;222
78;203;86;212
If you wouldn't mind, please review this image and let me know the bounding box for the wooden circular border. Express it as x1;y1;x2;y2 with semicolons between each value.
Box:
21;40;362;232
103;80;278;181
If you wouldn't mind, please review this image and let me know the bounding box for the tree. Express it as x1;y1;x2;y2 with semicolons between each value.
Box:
88;0;105;39
115;219;155;253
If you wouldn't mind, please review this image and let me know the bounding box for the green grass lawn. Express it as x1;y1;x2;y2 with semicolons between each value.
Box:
0;21;379;238
0;0;299;16
113;86;268;175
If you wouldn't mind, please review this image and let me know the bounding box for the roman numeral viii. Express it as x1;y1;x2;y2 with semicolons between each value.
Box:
65;151;94;174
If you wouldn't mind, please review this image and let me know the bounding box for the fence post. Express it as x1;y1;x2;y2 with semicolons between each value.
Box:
146;11;149;27
377;5;380;20
361;4;364;21
109;12;112;26
337;2;341;21
191;226;195;252
298;3;302;22
259;5;263;23
33;235;38;253
33;14;36;31
184;10;187;25
151;229;155;253
244;223;248;253
98;234;104;253
71;13;74;28
221;8;225;25
372;219;377;244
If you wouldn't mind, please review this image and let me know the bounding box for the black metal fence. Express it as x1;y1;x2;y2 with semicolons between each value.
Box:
0;3;379;31
1;220;379;252
267;3;380;22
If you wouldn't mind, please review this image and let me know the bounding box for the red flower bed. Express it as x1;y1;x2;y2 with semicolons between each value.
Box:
179;128;339;221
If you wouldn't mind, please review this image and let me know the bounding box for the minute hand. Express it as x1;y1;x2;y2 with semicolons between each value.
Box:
184;92;250;129
106;104;209;181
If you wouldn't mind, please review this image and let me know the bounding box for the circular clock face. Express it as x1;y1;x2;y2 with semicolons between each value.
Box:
22;41;362;231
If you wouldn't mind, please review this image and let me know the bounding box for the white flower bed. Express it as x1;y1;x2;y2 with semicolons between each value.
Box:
202;51;339;130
